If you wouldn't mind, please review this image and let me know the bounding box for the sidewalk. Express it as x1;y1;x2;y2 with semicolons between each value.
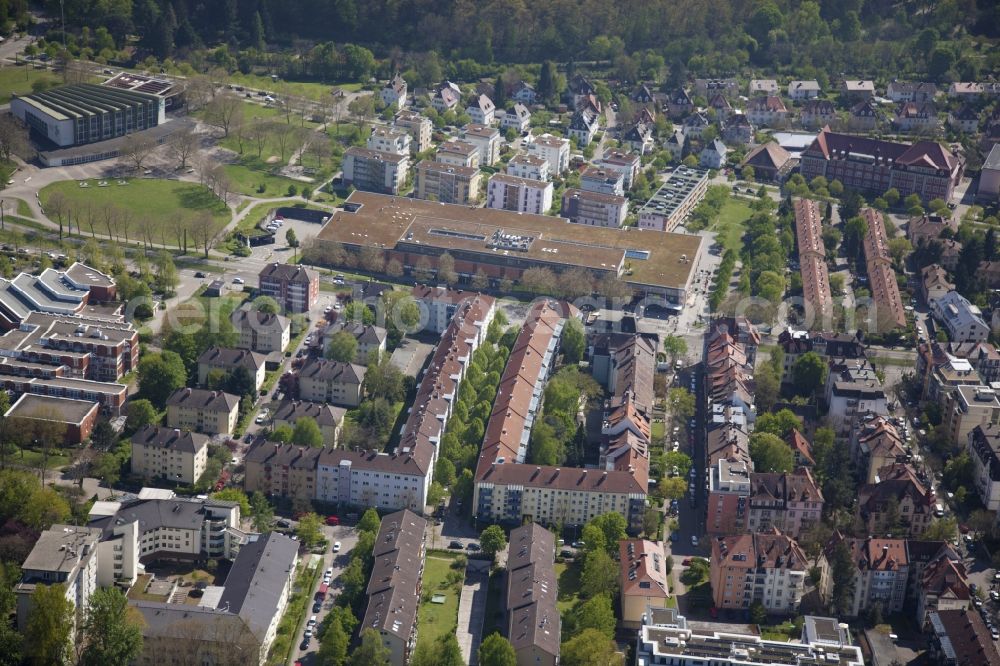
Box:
456;560;489;665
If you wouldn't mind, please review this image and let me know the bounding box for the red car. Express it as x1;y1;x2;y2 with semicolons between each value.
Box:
326;516;340;526
682;558;692;566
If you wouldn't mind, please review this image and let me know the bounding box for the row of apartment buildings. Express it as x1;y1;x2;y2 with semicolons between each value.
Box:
793;198;834;326
244;289;496;513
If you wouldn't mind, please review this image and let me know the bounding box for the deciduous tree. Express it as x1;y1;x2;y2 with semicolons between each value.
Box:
24;583;73;665
81;587;144;666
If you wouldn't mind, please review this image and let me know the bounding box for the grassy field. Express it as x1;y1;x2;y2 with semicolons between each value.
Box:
711;198;753;253
0;66;62;104
554;561;582;613
416;553;464;650
223;164;306;199
7;446;72;470
225;73;344;102
39;179;230;247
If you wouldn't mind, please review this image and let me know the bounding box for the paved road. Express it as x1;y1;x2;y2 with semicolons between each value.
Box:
290;523;359;664
456;560;490;665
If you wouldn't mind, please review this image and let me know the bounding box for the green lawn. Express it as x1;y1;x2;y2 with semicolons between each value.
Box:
554;561;582;613
1;160;17;186
223;163;307;199
7;446;72;470
711;198;753;253
15;198;33;218
0;66;63;104
225;73;341;103
39;179;230;248
416;553;464;650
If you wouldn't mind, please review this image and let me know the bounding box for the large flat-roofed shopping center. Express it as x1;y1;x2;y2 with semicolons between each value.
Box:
314;191;702;303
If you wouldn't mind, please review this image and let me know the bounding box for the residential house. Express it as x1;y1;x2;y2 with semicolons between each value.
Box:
663;129;686;159
393;110;433;154
854;416;909;483
342;147;409;195
787;429;815;468
507;153;550;182
367;126;411;156
861;207;910;331
567;74;597;110
948;82;985;99
511;81;537;105
908;214;958;247
632;84;655;104
700;138;728;169
937;240;963;271
197;347;266;392
232;308;290;354
694;78;739;98
747;96;789;127
297;358;366;407
921;264;954;306
619;539;669;628
525;134;570;175
462;124;501;166
721;113;754;145
707;457;751;536
567;109;599;146
360;510;426;665
793;197;834;325
708;93;733;121
380;73;407;111
741;142;793;183
682;112;710;138
622;122;654;154
800;99;837;129
258;263;319;314
597;150;641;189
710;531;809;614
561;189;628;228
414;160;481;205
487;173;553;215
949;106;980;134
857;463;936;537
749;79;779;96
932;291;990;342
826;534;910;617
130;425;209;485
436;139;480;168
917;556;970;624
849;99;880;131
430;81;461;112
825;359;888;437
466;94;496;125
887;81;938;103
667;88;693;118
505;523;560;666
271;400;345;447
165;388;240;436
746;469;824;538
501;104;531;133
788;80;821;100
842;80;876;101
893;101;939;133
580;167;625;196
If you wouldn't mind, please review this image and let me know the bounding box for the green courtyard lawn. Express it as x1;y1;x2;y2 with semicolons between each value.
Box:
39;178;230;248
554;561;582;613
416;552;465;650
222;164;308;199
225;73;343;103
0;66;62;104
711;198;754;254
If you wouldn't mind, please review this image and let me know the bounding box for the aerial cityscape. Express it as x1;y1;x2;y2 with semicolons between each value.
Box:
0;1;999;665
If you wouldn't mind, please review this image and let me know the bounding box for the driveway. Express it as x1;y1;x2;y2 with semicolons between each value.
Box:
457;559;490;665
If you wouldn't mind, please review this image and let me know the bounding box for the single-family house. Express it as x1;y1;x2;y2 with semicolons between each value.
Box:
700;138;728;169
622;122;654;154
380;73;407;111
466;94;496;125
788;80;821;100
747;96;789;127
842;80;875;101
431;81;461;112
501;104;531;133
567;109;599;146
949;106;980;134
849;99;880;131
800;99;837;129
894;102;939;133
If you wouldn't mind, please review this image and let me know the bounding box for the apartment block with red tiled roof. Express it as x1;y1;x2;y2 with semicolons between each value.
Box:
861;208;907;331
793;199;834;327
710;530;809;613
619;539;670;628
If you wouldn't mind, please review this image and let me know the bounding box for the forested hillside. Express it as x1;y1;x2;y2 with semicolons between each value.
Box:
16;0;998;82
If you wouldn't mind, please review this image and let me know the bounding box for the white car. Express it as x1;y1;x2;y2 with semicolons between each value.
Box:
333;541;342;552
232;277;244;284
691;535;699;547
325;567;334;577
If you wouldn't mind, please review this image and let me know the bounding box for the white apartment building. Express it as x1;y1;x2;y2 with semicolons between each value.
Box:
130;425;210;485
580;167;625;196
788;80;821;100
314;449;431;512
380;73;407;111
367;126;411;156
487;173;553;215
462;123;501;166
932;290;990;343
297;358;366;407
232;308;290;354
969;424;1000;511
507;153;550;181
598;150;641;189
342;147;409;195
394;110;433;154
436;139;480;168
501;104;531;133
526;134;570;174
943;384;1000;449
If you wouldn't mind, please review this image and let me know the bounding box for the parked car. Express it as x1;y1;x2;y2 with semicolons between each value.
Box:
559;549;573;558
333;541;342;552
232;277;244;284
691;535;699;546
194;271;206;278
326;516;339;526
448;540;463;549
466;542;481;551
